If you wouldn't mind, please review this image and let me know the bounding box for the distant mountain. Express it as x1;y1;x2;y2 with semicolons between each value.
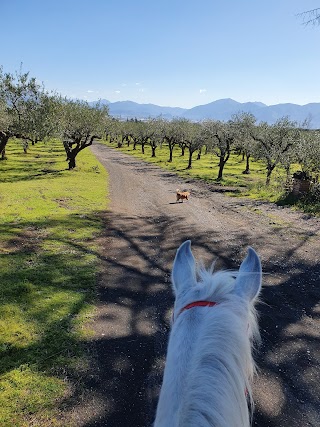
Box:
90;98;320;128
90;99;187;120
255;103;320;127
182;98;268;121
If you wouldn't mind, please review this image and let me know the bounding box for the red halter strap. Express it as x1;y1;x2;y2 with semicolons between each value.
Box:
173;300;218;322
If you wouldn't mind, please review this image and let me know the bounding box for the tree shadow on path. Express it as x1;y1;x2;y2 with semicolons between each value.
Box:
77;211;319;427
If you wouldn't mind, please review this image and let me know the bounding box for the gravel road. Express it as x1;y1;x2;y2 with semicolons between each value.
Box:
73;143;320;427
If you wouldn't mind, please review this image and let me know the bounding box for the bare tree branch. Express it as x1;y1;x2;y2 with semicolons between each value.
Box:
298;8;320;26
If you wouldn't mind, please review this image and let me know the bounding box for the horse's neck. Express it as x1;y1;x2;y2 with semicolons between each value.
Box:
155;306;252;427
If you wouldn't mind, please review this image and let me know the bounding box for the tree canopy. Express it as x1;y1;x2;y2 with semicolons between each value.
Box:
0;66;109;167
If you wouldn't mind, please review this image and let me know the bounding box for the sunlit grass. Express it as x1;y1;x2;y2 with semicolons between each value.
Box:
1;366;66;427
0;139;108;426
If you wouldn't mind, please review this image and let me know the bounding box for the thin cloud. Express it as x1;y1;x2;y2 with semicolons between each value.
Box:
199;89;207;94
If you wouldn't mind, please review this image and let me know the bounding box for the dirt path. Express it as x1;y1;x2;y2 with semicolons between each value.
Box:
76;144;320;426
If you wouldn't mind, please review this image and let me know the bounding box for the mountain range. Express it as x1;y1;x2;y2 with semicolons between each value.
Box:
90;98;320;129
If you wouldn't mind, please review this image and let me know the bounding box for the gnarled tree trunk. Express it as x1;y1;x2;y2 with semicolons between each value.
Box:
0;132;10;160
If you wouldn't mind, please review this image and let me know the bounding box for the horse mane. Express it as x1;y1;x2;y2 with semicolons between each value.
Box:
154;243;262;427
177;269;260;426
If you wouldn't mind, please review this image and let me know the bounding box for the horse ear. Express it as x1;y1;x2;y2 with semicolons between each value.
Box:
234;247;262;302
172;240;196;295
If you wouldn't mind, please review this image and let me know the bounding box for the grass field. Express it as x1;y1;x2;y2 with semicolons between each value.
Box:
0;139;108;426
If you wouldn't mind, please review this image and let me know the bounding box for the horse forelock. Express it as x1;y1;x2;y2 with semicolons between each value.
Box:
197;268;237;299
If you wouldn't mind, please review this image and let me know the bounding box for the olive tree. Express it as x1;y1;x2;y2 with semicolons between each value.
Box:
129;120;155;154
181;120;203;169
120;120;137;147
163;118;190;162
123;120;142;151
231;112;257;174
0;67;45;157
59;99;109;169
295;129;320;178
202;119;236;180
26;91;63;145
106;118;127;147
251;117;300;185
147;118;163;157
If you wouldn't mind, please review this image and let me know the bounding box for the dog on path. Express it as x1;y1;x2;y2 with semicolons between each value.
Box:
176;189;190;203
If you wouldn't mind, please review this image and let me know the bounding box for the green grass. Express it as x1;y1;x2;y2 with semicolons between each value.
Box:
0;139;108;426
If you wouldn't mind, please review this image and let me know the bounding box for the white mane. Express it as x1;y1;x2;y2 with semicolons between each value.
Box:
154;241;262;427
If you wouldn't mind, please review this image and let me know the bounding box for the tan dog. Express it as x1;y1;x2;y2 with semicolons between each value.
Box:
176;189;190;203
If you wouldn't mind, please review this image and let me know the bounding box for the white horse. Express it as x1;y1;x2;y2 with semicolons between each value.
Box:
154;240;262;427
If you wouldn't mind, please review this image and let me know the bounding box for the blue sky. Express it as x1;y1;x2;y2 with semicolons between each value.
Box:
1;0;320;108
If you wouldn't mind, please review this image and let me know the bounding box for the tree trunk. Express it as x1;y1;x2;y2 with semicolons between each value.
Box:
243;154;251;174
285;164;291;184
187;150;193;169
168;146;173;162
217;156;225;180
68;154;76;170
63;140;78;170
23;140;28;154
217;149;230;180
0;132;10;160
266;165;275;186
